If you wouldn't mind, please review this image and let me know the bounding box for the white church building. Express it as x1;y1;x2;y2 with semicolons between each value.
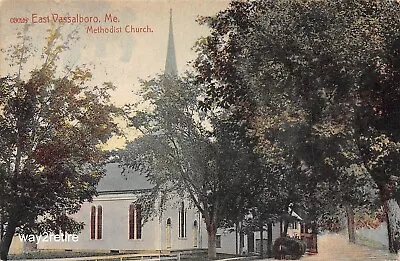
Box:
36;163;292;254
38;163;212;252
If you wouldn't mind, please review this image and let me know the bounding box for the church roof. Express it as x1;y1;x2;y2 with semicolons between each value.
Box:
97;163;153;192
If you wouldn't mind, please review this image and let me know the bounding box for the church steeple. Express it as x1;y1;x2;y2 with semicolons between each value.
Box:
164;9;178;76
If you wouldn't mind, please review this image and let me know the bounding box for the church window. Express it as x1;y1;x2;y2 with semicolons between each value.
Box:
178;202;186;238
97;206;102;239
129;204;135;239
136;204;142;239
90;205;102;240
193;220;198;247
129;204;142;239
166;218;172;249
90;206;96;240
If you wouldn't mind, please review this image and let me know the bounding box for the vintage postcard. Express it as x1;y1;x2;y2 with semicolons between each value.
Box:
1;0;400;261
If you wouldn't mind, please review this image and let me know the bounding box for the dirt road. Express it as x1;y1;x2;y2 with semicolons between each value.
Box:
301;233;399;261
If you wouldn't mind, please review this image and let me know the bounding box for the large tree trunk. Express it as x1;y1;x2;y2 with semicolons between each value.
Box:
283;207;292;237
247;232;254;253
311;222;318;253
345;203;356;243
385;205;393;252
283;220;289;237
235;221;239;255
206;221;217;259
239;222;244;255
259;220;264;259
267;222;273;257
0;217;17;261
0;212;3;241
383;198;400;253
207;229;217;259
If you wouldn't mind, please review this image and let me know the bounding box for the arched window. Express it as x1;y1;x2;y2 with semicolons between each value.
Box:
97;206;102;239
193;220;198;247
129;204;135;239
128;204;142;239
136;204;142;239
90;205;103;240
90;206;96;240
178;202;186;238
166;218;172;249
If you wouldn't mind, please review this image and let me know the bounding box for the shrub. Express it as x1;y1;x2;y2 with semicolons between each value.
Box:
273;237;306;260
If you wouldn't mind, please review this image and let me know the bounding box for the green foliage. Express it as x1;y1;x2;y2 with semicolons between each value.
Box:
273;237;306;260
121;75;212;205
120;75;222;258
120;73;272;258
0;26;121;259
193;0;400;234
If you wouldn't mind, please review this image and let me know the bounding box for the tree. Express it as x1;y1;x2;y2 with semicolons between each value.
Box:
212;114;279;256
355;18;400;251
120;74;264;258
194;0;400;250
194;0;323;244
0;25;120;260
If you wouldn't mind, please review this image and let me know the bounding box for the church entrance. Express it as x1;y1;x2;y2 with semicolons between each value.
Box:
166;218;172;249
193;220;198;247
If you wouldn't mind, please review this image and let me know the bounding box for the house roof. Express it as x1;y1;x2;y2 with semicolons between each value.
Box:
97;163;154;192
291;210;303;221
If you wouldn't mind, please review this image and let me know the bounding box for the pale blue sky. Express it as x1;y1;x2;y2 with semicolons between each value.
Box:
1;0;229;103
0;0;229;148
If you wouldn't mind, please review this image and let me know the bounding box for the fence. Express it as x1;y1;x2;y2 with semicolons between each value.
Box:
37;252;185;261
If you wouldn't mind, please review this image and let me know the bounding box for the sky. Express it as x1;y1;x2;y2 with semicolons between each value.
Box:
0;0;230;148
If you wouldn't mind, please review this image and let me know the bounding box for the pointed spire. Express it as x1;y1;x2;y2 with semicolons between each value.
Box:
164;9;178;76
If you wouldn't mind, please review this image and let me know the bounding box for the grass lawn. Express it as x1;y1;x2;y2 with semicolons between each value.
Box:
355;233;388;250
8;250;120;260
8;250;256;260
181;253;257;261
